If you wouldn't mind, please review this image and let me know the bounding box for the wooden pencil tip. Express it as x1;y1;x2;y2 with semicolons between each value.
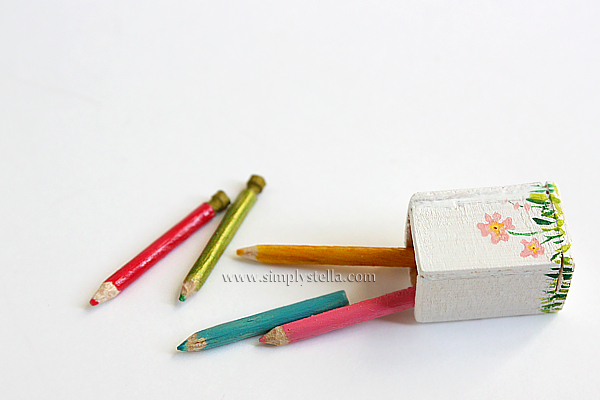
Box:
261;326;289;346
178;335;207;352
179;281;196;302
90;282;119;306
236;246;258;260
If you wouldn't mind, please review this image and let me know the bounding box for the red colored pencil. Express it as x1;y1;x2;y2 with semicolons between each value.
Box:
89;190;230;306
259;286;416;345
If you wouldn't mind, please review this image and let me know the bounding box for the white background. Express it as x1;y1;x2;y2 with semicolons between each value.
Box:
1;1;599;399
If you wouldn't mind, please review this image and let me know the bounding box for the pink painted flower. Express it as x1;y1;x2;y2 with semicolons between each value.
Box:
524;203;531;212
520;238;545;258
513;202;520;210
477;213;515;244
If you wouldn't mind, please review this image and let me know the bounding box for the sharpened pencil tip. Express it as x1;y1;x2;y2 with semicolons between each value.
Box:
178;335;207;352
179;281;196;302
261;326;290;346
90;282;119;306
236;246;258;260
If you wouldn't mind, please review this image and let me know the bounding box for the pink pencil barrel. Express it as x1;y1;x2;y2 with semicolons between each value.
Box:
260;286;416;345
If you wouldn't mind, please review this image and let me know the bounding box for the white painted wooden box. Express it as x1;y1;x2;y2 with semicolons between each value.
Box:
405;182;574;323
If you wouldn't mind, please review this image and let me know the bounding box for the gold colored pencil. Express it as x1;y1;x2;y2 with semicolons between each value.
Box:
179;175;266;302
236;245;416;268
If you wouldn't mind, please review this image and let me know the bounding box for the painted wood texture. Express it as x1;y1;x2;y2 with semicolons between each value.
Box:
408;181;574;322
236;245;416;268
260;286;416;345
90;194;227;306
179;176;265;302
177;290;349;352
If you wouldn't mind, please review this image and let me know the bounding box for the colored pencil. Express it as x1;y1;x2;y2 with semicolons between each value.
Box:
179;175;265;302
236;245;416;268
259;286;416;346
177;290;349;352
89;191;230;306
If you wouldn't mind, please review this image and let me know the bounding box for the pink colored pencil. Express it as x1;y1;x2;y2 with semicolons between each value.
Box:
259;286;416;345
89;190;230;306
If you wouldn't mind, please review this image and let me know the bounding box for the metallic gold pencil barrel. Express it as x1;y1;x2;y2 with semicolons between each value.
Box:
179;175;266;301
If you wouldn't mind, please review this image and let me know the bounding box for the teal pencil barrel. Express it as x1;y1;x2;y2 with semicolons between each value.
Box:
177;290;349;352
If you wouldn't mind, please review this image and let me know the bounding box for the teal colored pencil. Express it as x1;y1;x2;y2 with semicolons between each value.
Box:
176;290;349;352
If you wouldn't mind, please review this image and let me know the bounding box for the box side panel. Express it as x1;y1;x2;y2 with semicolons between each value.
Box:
414;273;550;323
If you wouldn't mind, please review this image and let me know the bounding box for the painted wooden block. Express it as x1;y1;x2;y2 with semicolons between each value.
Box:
406;182;574;323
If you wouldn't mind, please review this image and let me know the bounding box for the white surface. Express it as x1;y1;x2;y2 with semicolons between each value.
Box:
1;2;599;399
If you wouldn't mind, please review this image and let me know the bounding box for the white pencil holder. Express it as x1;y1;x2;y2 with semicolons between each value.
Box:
406;182;574;322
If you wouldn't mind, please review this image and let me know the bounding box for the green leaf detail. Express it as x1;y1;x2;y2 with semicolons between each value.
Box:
563;256;573;265
527;197;547;205
508;231;539;236
554;203;564;216
530;184;572;313
542;235;561;244
529;192;548;202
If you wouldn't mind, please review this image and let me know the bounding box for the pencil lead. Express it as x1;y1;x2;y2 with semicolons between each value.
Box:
236;246;258;260
179;281;196;302
178;335;207;352
260;326;289;346
90;282;119;306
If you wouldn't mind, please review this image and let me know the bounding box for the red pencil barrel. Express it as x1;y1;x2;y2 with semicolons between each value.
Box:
106;202;216;291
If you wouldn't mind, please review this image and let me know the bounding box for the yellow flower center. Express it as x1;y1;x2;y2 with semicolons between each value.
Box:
527;243;540;254
487;222;504;235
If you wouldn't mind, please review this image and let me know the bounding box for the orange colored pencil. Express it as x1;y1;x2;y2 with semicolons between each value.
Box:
236;245;416;268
